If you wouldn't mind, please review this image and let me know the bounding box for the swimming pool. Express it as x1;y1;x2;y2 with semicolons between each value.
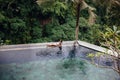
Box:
0;44;119;80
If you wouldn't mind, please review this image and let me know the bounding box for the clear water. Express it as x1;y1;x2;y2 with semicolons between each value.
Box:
0;58;119;80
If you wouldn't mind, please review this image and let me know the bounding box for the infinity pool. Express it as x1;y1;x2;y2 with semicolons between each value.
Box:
0;45;119;80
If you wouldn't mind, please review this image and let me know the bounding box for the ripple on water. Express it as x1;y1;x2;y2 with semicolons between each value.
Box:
0;58;119;80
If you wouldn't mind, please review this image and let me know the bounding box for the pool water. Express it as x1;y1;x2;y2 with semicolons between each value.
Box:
0;58;119;80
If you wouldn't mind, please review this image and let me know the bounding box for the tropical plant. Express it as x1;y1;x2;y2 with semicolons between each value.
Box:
101;26;120;74
88;26;120;74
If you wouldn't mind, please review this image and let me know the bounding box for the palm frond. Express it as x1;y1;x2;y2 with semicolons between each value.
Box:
81;0;95;10
88;9;96;25
81;0;96;25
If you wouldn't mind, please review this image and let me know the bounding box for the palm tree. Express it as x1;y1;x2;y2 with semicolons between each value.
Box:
72;0;96;46
37;0;96;45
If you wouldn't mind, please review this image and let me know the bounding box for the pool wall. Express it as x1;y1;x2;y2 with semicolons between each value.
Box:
0;41;113;65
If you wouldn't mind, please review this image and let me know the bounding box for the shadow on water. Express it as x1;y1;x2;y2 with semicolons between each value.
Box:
56;45;87;76
67;45;76;59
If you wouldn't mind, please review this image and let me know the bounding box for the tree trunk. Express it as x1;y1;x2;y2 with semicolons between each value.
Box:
75;2;81;45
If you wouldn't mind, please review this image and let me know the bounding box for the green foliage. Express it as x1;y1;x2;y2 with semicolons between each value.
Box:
0;0;42;44
0;38;4;45
38;0;67;17
91;26;120;74
87;52;104;59
0;31;4;38
77;18;101;44
0;0;119;45
79;17;89;27
5;40;11;45
87;53;95;58
32;27;42;39
0;12;5;22
100;26;120;49
49;23;75;41
10;18;26;31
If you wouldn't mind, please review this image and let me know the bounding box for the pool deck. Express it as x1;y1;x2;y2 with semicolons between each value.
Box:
0;41;106;52
0;40;117;56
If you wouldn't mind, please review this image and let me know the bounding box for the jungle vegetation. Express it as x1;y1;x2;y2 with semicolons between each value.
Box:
0;0;120;45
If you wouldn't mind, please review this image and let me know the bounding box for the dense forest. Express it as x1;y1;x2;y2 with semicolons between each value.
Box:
0;0;120;45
